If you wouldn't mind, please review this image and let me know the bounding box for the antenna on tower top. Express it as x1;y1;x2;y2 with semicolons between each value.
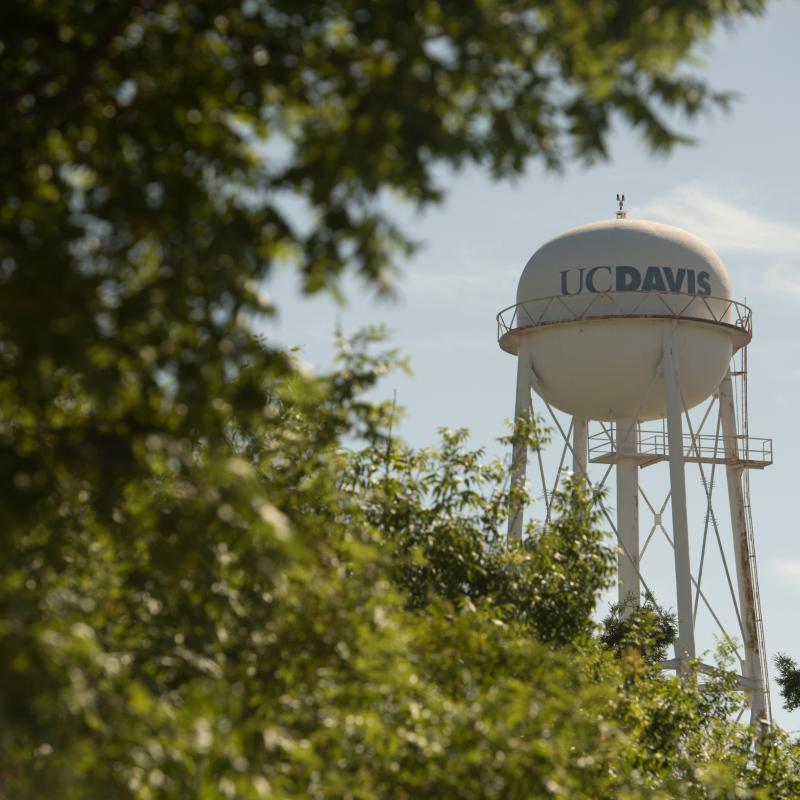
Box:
616;193;627;219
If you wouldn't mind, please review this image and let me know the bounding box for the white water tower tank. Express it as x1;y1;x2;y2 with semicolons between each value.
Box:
497;218;750;421
499;210;771;724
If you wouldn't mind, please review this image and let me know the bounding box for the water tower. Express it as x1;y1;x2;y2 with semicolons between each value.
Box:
499;199;772;723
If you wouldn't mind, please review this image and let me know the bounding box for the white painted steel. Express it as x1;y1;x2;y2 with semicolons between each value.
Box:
508;339;533;540
500;216;771;723
719;373;769;723
572;417;588;478
522;318;735;421
664;325;696;664
615;418;640;614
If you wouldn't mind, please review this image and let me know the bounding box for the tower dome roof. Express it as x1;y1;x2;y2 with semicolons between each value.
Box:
516;217;732;305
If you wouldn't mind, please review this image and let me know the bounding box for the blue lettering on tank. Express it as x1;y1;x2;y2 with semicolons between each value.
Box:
641;266;667;293
585;266;612;293
560;268;586;295
663;267;686;293
556;266;713;297
615;266;640;291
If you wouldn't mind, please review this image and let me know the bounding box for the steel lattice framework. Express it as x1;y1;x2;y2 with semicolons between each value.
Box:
502;295;772;725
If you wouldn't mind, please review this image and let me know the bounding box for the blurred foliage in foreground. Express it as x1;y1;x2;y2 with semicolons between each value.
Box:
4;0;800;797
3;325;800;798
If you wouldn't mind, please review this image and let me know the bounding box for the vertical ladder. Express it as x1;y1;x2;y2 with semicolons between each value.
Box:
733;346;772;724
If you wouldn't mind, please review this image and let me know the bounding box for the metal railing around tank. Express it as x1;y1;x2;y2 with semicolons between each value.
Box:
587;428;772;469
496;291;752;342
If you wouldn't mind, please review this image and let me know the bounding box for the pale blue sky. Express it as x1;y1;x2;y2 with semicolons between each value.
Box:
265;0;800;729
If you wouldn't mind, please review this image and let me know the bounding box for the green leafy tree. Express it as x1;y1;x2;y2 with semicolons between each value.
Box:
775;653;800;712
5;0;800;797
3;326;800;796
601;595;678;663
347;427;615;644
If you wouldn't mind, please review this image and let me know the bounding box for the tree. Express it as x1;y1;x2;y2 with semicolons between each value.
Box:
6;0;799;797
1;0;771;584
3;326;800;796
601;595;678;663
347;426;615;644
775;653;800;712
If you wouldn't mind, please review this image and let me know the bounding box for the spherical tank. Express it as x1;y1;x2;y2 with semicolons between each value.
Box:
498;218;750;422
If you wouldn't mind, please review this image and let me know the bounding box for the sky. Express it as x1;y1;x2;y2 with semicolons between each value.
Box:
264;1;800;730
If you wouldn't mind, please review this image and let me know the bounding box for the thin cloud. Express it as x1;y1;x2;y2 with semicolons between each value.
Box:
403;254;519;305
636;182;800;296
637;183;800;258
771;558;800;579
763;261;800;298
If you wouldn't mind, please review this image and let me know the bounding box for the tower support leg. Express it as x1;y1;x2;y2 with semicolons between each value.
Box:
573;417;588;479
718;372;769;724
615;418;640;613
508;340;533;540
664;327;696;666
